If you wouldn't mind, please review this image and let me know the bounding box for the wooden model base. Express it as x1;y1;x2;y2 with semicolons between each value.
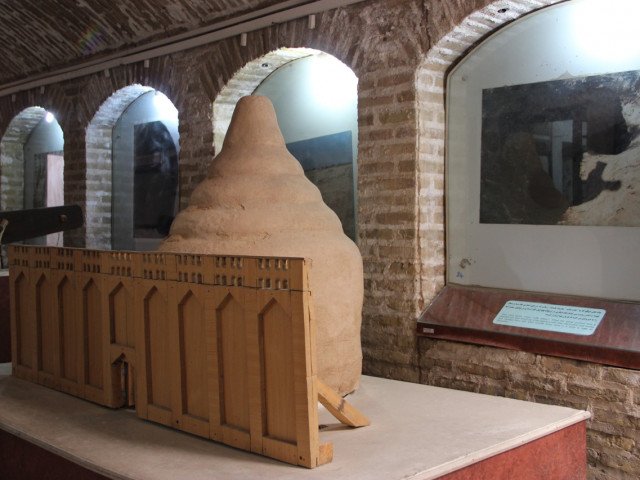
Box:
8;245;368;468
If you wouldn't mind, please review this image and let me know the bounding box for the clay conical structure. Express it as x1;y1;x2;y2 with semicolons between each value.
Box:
160;95;363;395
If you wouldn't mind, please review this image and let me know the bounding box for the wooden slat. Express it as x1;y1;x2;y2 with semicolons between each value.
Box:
319;442;334;465
172;283;211;435
147;404;173;426
33;269;57;387
181;415;209;438
12;266;36;380
207;290;223;444
34;267;58;391
317;379;370;428
292;290;317;468
102;275;135;408
216;289;251;437
259;291;297;447
78;274;104;394
19;256;41;377
261;437;298;466
215;287;252;451
8;256;21;376
53;270;81;397
103;276;136;350
134;279;174;426
245;284;264;455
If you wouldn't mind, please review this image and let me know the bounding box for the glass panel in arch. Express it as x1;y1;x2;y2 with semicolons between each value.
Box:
446;0;640;302
133;121;178;239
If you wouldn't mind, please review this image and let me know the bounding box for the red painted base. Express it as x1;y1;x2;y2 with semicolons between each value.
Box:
439;422;587;480
0;275;9;363
0;421;587;479
0;429;109;480
418;285;640;369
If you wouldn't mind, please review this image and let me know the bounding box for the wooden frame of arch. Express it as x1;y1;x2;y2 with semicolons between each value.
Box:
8;245;368;468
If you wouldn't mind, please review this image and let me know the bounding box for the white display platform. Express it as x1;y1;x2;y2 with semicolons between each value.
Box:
0;364;589;479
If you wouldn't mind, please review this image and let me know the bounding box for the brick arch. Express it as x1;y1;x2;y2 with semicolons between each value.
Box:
78;57;182;129
197;9;376;108
85;84;166;249
0;106;48;212
212;48;319;152
415;0;563;307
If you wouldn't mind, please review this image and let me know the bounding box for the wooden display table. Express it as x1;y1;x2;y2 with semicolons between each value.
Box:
0;364;589;479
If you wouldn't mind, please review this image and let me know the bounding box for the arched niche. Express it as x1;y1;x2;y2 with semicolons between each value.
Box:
446;0;640;302
415;0;562;306
213;48;358;240
86;85;179;250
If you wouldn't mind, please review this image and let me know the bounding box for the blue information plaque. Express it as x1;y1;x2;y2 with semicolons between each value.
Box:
493;301;605;336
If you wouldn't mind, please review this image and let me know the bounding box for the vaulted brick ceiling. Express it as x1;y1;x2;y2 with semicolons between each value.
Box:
0;0;293;86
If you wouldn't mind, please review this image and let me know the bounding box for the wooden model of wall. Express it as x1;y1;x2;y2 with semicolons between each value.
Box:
7;245;334;468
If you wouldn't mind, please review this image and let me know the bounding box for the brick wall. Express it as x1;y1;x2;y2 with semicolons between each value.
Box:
0;0;638;478
0;0;428;385
414;2;639;479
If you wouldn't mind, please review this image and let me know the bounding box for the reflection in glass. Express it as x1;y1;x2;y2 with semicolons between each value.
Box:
133;121;178;238
480;70;640;226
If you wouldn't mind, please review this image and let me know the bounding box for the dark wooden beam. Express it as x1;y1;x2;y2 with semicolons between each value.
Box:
0;205;83;244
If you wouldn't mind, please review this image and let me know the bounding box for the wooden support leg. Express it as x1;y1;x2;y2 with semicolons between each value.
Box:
317;379;370;427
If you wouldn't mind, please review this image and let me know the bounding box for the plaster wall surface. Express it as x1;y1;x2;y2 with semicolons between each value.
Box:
0;0;638;477
253;54;358;159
